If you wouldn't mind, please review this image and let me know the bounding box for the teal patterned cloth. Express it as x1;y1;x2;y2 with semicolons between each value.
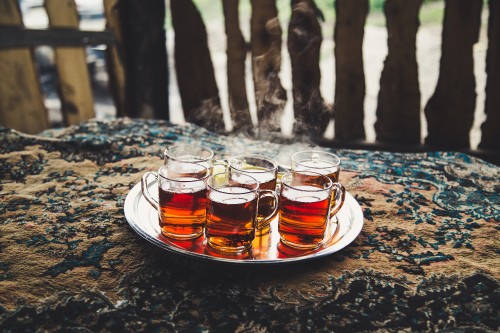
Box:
1;118;498;332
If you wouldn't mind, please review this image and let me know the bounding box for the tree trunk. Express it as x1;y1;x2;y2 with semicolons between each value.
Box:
479;0;500;151
251;0;287;135
333;0;368;141
375;0;422;144
424;0;483;148
222;0;252;134
118;0;169;120
170;0;224;132
288;0;332;138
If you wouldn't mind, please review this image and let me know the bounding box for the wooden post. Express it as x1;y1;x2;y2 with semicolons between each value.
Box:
0;0;49;134
222;0;253;134
103;0;126;117
334;0;368;141
45;0;95;126
424;0;483;149
251;0;287;135
170;0;224;132
119;0;169;120
375;0;422;144
479;0;500;151
288;0;332;138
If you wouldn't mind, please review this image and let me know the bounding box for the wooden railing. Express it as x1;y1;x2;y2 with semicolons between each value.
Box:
0;0;498;165
0;0;120;132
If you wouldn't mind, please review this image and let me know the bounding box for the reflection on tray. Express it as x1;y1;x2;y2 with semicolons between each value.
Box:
158;213;341;261
124;180;363;264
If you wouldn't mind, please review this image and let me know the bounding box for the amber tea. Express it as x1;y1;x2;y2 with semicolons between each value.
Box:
205;172;278;253
291;151;345;219
141;163;209;240
291;150;340;183
232;168;276;219
206;187;257;253
279;186;331;249
158;181;207;239
229;155;279;230
293;159;339;183
278;171;333;250
242;168;276;190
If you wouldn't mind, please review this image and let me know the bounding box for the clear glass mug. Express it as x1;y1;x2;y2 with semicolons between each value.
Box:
141;162;210;240
278;170;343;250
205;171;279;254
291;150;346;218
228;154;279;230
164;143;226;175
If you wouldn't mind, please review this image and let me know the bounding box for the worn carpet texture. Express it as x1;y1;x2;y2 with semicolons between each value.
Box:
0;118;498;332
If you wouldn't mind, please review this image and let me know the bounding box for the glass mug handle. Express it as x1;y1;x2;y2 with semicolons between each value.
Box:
329;183;346;219
256;189;279;224
141;172;159;210
212;159;228;174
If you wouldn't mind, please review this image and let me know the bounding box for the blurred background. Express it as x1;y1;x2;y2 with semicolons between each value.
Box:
18;0;489;148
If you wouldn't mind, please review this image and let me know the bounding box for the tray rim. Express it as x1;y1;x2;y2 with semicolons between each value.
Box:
124;180;364;265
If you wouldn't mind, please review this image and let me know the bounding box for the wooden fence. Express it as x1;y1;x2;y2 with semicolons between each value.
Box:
0;0;167;131
0;0;498;164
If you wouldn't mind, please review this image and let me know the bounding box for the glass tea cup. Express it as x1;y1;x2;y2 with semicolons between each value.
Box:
228;154;279;230
291;150;346;218
278;170;344;250
141;162;210;240
205;171;279;254
164;143;225;175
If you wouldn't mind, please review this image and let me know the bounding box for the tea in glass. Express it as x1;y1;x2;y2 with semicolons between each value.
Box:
291;150;341;182
228;155;278;230
206;172;278;253
142;163;209;240
278;171;333;250
291;150;345;217
164;143;224;174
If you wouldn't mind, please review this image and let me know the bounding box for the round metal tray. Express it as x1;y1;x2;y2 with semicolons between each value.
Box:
124;180;364;264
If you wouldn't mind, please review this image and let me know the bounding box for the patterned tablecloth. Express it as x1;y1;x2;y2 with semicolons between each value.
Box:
1;118;498;332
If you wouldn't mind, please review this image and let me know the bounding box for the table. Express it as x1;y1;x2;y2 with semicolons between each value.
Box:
1;118;498;332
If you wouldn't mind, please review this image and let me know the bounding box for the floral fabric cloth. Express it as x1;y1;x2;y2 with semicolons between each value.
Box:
1;118;498;332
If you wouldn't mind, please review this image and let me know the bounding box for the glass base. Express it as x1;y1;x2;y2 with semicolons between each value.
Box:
279;237;323;250
160;230;204;240
206;240;252;255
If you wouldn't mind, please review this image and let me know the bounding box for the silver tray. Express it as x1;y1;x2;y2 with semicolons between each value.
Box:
124;180;364;264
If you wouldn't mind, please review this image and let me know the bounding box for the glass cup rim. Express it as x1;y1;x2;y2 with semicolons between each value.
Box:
281;170;333;192
207;172;259;194
228;154;278;173
291;150;341;169
157;164;210;182
163;143;215;163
